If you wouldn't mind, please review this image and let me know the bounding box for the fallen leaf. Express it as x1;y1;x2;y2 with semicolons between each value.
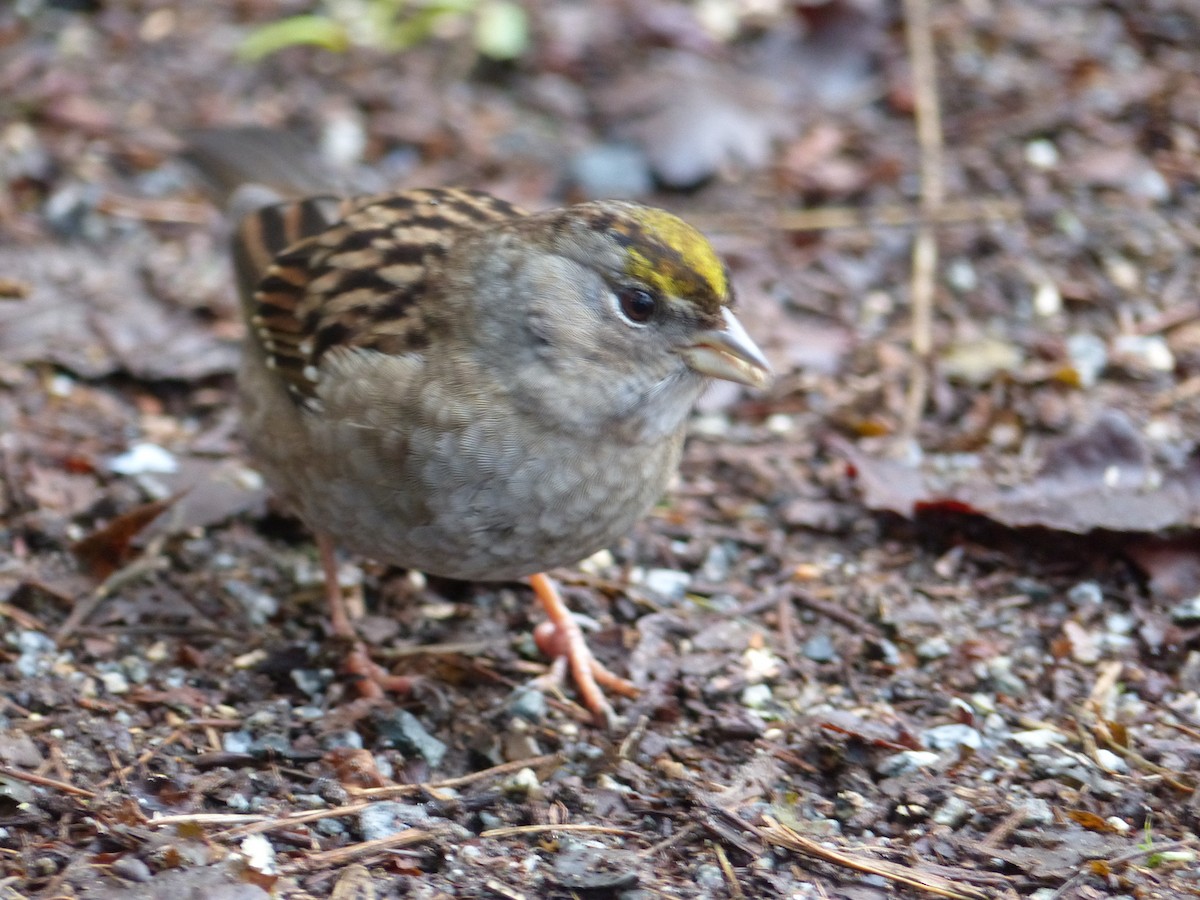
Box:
0;244;238;380
839;411;1200;533
71;497;177;579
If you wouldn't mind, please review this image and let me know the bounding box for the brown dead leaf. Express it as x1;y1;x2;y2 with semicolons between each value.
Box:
325;747;392;789
840;411;1200;533
1065;809;1120;832
1126;537;1200;602
0;244;238;380
71;496;177;580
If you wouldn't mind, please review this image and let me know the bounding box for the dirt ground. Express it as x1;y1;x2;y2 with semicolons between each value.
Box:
2;1;1199;897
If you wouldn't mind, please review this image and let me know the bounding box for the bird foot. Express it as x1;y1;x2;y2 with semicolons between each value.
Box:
529;573;639;728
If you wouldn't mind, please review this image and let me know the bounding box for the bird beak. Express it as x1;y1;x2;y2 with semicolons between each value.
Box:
681;308;772;389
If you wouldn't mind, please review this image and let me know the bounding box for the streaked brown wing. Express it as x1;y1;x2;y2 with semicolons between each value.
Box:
239;188;527;403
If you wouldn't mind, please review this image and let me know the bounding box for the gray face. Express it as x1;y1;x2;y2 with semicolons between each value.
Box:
451;239;710;445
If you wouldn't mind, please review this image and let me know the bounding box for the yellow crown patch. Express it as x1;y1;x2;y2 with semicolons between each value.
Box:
617;207;728;313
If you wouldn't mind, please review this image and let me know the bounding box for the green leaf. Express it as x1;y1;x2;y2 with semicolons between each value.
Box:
238;15;350;61
473;0;528;60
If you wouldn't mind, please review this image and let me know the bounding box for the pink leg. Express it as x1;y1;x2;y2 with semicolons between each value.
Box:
528;572;638;727
318;533;411;697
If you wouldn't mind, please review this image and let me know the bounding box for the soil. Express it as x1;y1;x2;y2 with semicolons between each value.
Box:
1;1;1198;897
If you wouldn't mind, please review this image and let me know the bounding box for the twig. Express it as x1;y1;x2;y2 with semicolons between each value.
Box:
148;812;273;827
899;0;946;444
278;827;437;873
481;823;645;840
0;764;95;799
692;198;1020;235
213;802;373;839
714;842;747;900
760;816;991;900
349;752;565;800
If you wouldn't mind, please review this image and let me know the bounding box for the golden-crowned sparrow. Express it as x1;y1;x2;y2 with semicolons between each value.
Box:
188;130;771;725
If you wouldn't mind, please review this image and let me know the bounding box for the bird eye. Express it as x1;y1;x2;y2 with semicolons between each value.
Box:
617;287;658;324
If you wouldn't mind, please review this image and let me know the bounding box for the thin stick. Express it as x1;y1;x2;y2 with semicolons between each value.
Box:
481;823;645;840
0;764;96;799
350;752;565;800
899;0;946;443
760;816;989;900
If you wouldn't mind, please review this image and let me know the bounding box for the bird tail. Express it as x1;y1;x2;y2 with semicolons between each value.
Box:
183;127;347;309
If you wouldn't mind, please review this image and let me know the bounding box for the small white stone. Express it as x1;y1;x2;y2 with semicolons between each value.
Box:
108;442;178;475
48;373;75;397
578;549;615;575
240;833;276;874
640;568;691;600
1033;280;1062;317
1025;139;1059;169
1106;816;1132;834
502;767;542;798
1095;749;1129;773
1065;333;1108;387
876;750;940;777
1010;728;1066;750
1021;798;1054;826
932;796;971;827
1113;333;1175;372
945;259;977;292
765;413;794;435
741;683;772;709
916;636;952;660
743;646;782;682
99;670;129;695
921;724;982;752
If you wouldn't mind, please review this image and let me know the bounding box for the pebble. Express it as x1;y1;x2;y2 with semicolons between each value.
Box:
802;633;838;663
98;668;130;695
13;631;58;679
317;818;346;836
568;143;653;199
502;767;542;798
108;442;178;475
931;796;971;827
921;724;982;752
359;802;427;841
374;710;447;768
1170;596;1200;624
111;856;153;883
1067;581;1104;607
1025;138;1060;169
1010;728;1066;750
694;863;726;889
1033;279;1062;316
743;646;782;681
639;568;691;601
223;731;253;754
876;750;940;777
1021;798;1054;827
507;685;548;722
224;580;279;625
290;668;330;697
985;657;1027;695
700;542;735;582
1095;748;1129;773
916;636;951;660
740;683;772;709
240;833;276;874
1065;333;1108;387
945;258;978;292
1113;333;1174;373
